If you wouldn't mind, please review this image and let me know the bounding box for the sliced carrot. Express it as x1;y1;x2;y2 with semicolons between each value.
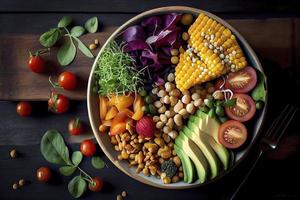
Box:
110;109;134;135
132;94;144;121
110;122;126;135
99;96;108;121
105;106;118;120
108;94;134;111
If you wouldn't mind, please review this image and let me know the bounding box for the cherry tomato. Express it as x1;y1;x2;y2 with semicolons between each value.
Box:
80;139;96;157
68;118;85;135
48;93;70;114
218;120;248;149
28;55;46;73
36;166;52;183
58;71;77;90
225;67;257;93
225;94;256;122
16;101;32;117
88;177;104;192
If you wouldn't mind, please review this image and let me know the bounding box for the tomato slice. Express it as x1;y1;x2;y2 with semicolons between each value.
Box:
225;66;257;93
225;94;256;122
218;120;248;149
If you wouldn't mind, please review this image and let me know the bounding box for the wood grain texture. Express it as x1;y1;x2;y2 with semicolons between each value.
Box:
0;18;296;100
1;0;299;14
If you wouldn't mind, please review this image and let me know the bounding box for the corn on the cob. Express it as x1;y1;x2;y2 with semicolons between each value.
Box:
175;13;248;91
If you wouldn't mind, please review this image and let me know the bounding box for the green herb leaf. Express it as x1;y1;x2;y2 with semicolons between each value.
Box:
59;166;76;176
57;37;77;66
70;26;85;37
39;28;61;48
251;71;267;102
222;98;237;107
58;16;72;28
73;37;94;58
91;156;105;169
84;17;98;33
68;175;87;198
40;129;71;165
72;151;83;166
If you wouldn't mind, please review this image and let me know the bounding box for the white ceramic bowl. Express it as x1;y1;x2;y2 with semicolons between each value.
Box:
87;6;267;189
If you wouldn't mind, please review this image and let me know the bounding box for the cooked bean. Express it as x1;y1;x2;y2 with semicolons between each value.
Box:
166;118;174;129
168;130;178;140
173;156;181;167
181;94;191;104
157;90;167;98
156;121;164;129
154;100;162;108
165;82;174;92
178;108;188;117
174;100;183;113
194;99;203;107
158;106;167;114
170;96;178;106
160;114;168;123
163;176;171;184
154;138;165;147
191;93;200;100
174;114;183;126
186;103;196;114
170;89;181;97
153;116;160;122
163;95;171;104
163;126;171;134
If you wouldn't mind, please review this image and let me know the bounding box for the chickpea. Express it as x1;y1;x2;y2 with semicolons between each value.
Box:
186;103;196;114
212;90;224;100
157;90;167;98
182;32;189;41
170;96;178;106
154;100;162;108
178;108;188;118
89;43;97;50
194;99;203;107
163;126;171;134
174;114;183;126
152;87;158;94
181;94;191;104
170;89;181;97
162;134;171;143
191;93;200;100
158;106;167;114
170;49;179;56
167;73;175;82
160;114;168;123
153;116;160;122
171;56;179;64
156;121;164;129
121;151;129;159
165;82;174;92
174;100;183;113
166;118;174;129
168;130;178;140
163;95;171;104
179;46;185;53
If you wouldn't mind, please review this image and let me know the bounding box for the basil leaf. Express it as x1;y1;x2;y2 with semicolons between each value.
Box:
40;129;71;165
72;151;83;166
251;71;267;102
91;156;105;169
73;37;94;58
59;166;76;176
58;16;72;28
222;98;237;107
84;17;98;33
57;38;77;66
70;26;85;37
68;175;87;198
39;28;61;48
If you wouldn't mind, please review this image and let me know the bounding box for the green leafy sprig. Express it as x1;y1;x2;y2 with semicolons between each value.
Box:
41;130;105;198
39;16;98;66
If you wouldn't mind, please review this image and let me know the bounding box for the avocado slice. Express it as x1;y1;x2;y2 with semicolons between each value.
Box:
192;111;231;170
175;133;209;183
174;144;195;183
183;124;220;179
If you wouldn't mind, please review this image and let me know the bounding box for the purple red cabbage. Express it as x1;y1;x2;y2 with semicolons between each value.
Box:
118;13;183;87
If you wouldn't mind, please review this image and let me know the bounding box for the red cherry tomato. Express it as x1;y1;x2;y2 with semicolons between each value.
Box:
80;139;96;157
218;120;248;149
225;94;256;122
68;118;85;135
48;93;70;114
28;55;46;73
16;101;32;117
88;177;104;192
225;66;257;93
58;71;77;90
36;166;52;183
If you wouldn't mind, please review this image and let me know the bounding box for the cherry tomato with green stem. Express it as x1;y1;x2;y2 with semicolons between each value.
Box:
68;118;85;135
80;139;96;157
28;49;49;73
16;101;32;117
48;93;70;114
88;177;104;192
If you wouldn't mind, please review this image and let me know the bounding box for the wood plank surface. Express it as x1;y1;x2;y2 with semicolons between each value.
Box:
0;18;296;100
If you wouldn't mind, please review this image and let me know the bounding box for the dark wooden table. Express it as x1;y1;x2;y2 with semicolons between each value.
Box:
0;1;300;199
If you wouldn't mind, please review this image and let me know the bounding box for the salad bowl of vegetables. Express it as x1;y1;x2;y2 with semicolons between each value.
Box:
87;6;267;189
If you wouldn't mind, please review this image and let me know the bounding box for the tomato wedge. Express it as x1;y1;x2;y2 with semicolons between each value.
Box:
218;120;247;149
225;66;257;93
225;94;256;122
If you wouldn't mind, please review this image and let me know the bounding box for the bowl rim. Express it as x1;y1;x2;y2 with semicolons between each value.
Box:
87;6;268;189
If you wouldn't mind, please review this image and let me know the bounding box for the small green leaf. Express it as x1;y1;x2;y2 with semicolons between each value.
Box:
57;38;77;66
222;98;237;107
73;37;94;58
58;16;72;28
251;71;267;102
39;28;61;48
68;175;87;198
91;156;105;169
59;166;76;176
70;26;85;37
84;17;98;33
40;130;71;165
72;151;83;166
